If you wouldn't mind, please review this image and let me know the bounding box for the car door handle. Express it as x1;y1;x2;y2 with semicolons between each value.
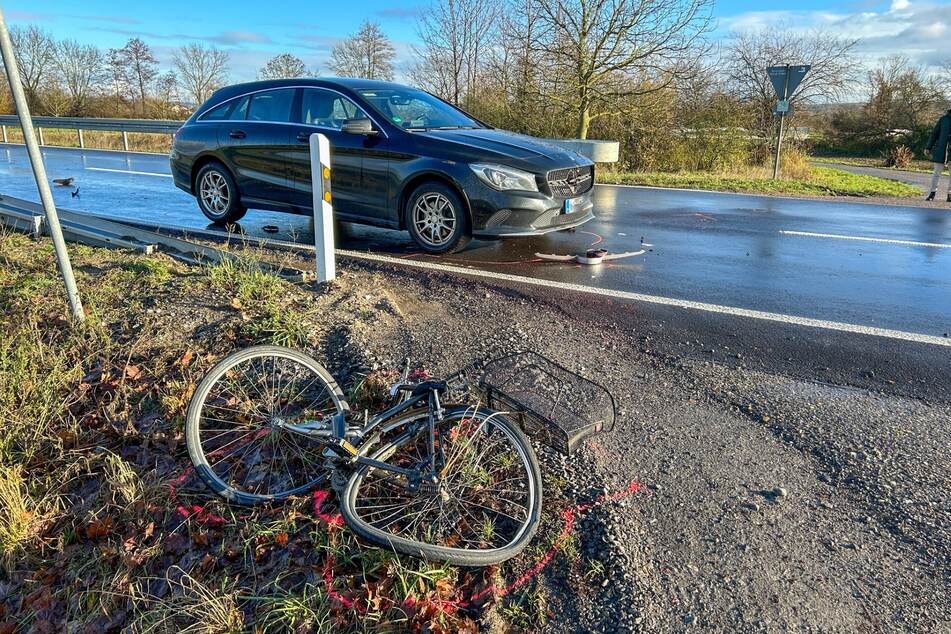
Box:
296;132;310;143
229;129;246;139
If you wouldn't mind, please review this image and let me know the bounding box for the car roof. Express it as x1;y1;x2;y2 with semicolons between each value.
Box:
203;77;411;108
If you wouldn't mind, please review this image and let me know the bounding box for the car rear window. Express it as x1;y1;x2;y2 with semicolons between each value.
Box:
247;89;295;123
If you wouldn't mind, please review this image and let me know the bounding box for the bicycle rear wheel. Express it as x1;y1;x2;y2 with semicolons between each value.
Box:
341;406;542;566
185;345;347;505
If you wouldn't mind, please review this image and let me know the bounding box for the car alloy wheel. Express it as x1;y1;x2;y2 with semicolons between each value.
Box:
411;192;457;247
199;171;231;217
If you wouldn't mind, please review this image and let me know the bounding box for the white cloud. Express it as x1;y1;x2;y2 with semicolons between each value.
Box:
719;1;951;73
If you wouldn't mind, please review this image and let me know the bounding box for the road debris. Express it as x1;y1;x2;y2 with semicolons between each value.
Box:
535;248;645;265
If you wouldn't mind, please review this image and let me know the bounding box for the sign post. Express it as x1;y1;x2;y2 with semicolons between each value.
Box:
309;133;335;283
767;64;810;180
0;7;84;320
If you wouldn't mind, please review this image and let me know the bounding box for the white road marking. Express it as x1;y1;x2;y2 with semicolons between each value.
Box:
84;217;951;348
335;250;951;348
780;230;951;249
85;167;172;178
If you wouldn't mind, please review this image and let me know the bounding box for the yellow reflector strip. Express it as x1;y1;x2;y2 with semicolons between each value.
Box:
322;167;330;179
324;192;331;202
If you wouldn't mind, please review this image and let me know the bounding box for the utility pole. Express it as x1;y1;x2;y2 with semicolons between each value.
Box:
0;6;84;320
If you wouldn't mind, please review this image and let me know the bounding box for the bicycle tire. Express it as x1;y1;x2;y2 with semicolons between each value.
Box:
186;345;348;505
340;406;543;566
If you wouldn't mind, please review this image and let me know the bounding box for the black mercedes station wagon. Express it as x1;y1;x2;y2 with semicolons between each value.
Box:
170;78;595;253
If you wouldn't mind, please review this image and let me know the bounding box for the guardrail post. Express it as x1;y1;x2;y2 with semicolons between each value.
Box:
37;127;44;145
121;131;129;151
309;133;336;283
1;124;6;143
0;7;84;321
77;128;84;149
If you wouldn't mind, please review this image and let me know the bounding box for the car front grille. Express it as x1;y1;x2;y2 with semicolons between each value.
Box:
547;166;594;198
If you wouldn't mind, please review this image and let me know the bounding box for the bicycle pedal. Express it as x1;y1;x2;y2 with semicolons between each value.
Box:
329;439;360;458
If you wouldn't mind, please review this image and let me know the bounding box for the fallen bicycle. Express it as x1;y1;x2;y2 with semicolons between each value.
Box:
186;347;615;565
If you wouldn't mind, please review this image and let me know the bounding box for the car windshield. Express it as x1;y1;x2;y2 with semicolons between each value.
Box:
357;88;484;131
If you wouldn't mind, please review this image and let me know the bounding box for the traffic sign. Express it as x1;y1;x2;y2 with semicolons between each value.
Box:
773;100;794;117
766;65;810;180
767;65;811;100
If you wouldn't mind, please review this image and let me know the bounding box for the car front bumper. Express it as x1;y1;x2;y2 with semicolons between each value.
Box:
464;178;596;238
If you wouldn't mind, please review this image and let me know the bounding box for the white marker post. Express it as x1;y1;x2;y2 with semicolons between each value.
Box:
309;133;336;283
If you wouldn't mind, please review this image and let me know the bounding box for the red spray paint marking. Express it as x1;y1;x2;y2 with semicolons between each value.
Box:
320;480;644;615
312;489;345;526
579;230;604;247
167;428;273;525
167;465;229;527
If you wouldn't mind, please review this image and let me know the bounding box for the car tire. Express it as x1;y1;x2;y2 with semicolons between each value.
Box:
405;181;471;254
195;162;247;224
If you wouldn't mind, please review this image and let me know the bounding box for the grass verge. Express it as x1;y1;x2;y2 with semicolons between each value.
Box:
600;166;922;198
0;231;555;633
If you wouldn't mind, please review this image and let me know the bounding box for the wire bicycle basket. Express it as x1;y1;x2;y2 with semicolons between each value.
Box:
464;351;616;455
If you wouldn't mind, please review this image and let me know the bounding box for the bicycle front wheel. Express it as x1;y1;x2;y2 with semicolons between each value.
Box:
186;345;347;505
341;406;542;566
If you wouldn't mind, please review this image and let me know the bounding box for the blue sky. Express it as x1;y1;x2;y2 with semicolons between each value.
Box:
5;0;950;83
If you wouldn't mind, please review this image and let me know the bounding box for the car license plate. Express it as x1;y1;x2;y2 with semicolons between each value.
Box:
564;197;583;214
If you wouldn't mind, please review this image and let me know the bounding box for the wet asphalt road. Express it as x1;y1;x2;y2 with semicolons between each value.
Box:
1;143;950;339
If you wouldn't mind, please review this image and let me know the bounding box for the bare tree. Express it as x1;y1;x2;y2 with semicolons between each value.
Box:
866;57;944;133
154;71;180;118
8;25;56;111
413;0;499;105
725;28;858;135
330;21;396;81
117;38;159;115
940;60;951;104
53;40;104;115
532;0;713;139
105;48;132;116
495;0;546;129
258;53;310;79
173;43;229;106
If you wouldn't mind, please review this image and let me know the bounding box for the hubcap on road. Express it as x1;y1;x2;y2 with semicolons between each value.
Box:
200;172;230;215
412;193;456;247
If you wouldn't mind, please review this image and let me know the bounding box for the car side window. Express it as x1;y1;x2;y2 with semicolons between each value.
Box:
301;88;366;129
247;89;295;123
200;101;233;121
229;95;250;121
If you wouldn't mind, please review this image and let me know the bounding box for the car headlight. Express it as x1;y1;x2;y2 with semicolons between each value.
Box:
470;163;538;192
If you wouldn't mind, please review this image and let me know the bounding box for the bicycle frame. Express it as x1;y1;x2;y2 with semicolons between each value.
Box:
279;386;448;482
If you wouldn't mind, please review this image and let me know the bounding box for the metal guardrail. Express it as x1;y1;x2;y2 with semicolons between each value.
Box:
0;193;313;281
0;115;181;150
0;115;620;162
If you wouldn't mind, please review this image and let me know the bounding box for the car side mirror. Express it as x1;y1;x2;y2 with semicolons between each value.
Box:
343;118;377;136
